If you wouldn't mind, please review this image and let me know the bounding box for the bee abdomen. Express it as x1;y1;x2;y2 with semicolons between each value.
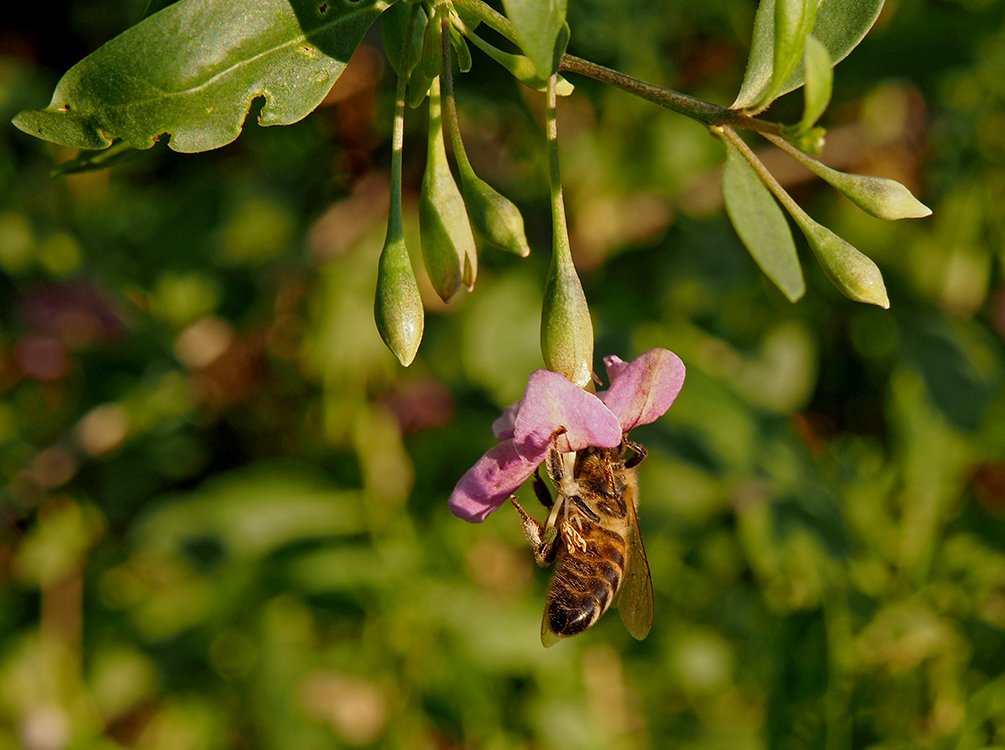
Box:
545;546;625;637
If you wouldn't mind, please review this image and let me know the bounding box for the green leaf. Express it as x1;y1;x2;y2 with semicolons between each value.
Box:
761;0;817;112
502;0;567;80
380;2;426;77
449;25;473;73
733;0;885;112
462;30;574;95
800;34;832;130
406;7;443;108
12;0;392;153
722;142;805;302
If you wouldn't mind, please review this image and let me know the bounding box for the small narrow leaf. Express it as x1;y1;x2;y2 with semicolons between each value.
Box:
461;30;573;95
800;34;832;130
407;8;444;107
449;25;473;73
380;3;426;77
417;8;444;82
753;0;817;112
733;0;885;112
502;0;567;80
13;0;391;153
722;142;805;302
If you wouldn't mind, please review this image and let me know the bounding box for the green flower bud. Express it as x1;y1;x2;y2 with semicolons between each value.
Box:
541;232;594;388
541;264;594;388
541;70;592;387
458;172;531;257
767;133;932;220
801;220;889;309
374;232;424;366
818;169;932;221
439;17;530;259
419;77;477;301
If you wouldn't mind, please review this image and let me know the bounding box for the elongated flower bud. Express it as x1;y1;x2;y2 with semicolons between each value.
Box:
377;7;424;366
541;244;594;387
802;220;889;308
766;133;932;220
459;173;531;257
721;127;892;309
541;73;592;387
440;44;531;258
375;232;424;366
819;170;931;220
419;77;477;301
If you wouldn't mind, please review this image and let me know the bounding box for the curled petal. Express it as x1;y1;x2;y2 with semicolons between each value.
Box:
491;403;519;440
600;349;686;431
513;369;622;456
603;355;630;382
448;439;545;523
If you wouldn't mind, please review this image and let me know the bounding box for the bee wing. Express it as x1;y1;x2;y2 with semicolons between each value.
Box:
616;497;654;640
541;616;563;648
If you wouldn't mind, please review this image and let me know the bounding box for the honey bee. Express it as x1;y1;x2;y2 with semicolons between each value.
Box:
511;439;654;646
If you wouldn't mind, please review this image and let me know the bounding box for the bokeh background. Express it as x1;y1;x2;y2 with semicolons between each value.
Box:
3;1;1005;747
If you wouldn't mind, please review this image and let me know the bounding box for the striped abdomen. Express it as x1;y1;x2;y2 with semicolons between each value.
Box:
544;521;629;637
544;449;633;639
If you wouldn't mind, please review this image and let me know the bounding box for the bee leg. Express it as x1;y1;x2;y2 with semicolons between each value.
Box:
532;469;554;508
510;497;559;566
623;439;648;469
544;440;565;484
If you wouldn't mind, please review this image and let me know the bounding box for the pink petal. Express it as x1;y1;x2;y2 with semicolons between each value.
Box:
491;403;519;440
513;369;622;456
603;355;630;382
599;349;686;431
448;439;546;523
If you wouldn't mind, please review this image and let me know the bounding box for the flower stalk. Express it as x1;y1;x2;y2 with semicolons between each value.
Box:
374;5;424;366
540;73;594;388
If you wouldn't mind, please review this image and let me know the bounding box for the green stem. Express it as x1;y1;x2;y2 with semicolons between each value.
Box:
763;131;821;168
559;54;783;134
547;74;572;274
439;14;474;176
388;4;421;237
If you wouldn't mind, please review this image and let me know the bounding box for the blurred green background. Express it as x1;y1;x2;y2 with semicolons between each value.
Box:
2;1;1005;748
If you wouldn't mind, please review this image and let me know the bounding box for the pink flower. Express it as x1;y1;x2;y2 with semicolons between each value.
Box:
448;348;686;522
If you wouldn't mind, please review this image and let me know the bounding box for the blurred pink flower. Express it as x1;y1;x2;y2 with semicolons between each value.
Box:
448;348;686;522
